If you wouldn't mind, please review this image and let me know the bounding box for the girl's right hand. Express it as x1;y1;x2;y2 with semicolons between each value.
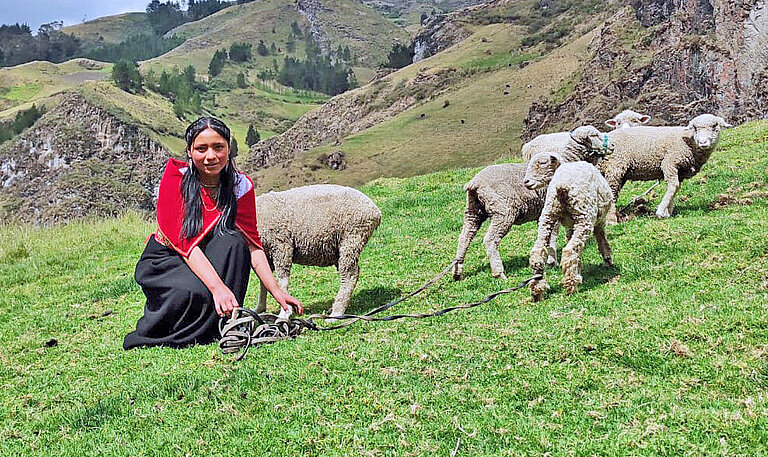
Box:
212;286;239;317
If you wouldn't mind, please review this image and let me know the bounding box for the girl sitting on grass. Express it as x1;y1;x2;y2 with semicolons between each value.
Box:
124;117;302;349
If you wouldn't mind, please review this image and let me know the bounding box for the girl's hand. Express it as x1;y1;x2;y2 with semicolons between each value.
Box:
274;290;303;316
212;286;239;317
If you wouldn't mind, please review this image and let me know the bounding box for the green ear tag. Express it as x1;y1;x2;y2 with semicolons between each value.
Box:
603;135;610;153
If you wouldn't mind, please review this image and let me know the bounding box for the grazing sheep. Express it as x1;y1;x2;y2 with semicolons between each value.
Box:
453;126;612;281
255;184;381;317
524;152;614;300
605;109;651;130
599;114;732;220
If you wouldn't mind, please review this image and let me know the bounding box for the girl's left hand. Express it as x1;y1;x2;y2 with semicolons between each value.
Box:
275;290;303;316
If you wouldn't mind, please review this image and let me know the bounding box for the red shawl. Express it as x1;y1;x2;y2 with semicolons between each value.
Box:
154;158;262;257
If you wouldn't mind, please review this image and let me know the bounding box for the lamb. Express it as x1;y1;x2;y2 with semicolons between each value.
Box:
255;184;381;317
599;114;732;220
604;109;651;130
523;152;614;300
453;125;611;281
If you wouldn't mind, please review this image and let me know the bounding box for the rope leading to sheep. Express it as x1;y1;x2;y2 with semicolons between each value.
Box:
219;260;542;361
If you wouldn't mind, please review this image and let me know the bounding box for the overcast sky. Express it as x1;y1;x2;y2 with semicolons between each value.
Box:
0;0;153;34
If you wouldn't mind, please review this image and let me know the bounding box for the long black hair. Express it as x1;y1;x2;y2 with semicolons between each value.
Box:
181;116;240;239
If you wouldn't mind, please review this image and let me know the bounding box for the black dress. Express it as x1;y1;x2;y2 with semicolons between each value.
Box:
123;230;251;349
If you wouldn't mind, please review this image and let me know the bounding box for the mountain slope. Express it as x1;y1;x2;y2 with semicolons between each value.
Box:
0;59;111;118
0;84;181;224
62;12;153;48
145;0;410;82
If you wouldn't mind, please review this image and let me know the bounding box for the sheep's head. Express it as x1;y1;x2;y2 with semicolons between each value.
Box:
605;110;651;130
686;114;733;151
570;125;614;160
524;151;562;190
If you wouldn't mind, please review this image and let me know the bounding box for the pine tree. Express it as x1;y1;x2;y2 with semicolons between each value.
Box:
246;124;260;146
112;60;143;93
237;71;247;88
208;49;227;78
231;137;239;156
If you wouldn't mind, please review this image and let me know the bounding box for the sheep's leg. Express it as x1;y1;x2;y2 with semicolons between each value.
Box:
546;221;559;268
656;164;680;218
257;280;268;313
594;224;614;268
529;202;560;301
454;191;486;281
270;246;294;318
561;221;591;294
330;239;362;317
483;214;514;280
602;169;626;225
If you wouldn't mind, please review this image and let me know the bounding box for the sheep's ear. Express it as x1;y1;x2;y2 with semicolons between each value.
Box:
719;119;734;128
605;119;618;128
549;154;559;164
639;115;651;124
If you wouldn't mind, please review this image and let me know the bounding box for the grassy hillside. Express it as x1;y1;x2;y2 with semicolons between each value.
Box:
251;23;595;190
62;12;153;48
144;0;409;82
1;119;767;455
0;59;111;119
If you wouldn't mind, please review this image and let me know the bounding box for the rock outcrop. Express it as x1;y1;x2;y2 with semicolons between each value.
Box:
0;92;169;224
524;0;768;139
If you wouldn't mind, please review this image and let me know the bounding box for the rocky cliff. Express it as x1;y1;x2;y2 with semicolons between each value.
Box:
523;0;768;138
0;92;169;224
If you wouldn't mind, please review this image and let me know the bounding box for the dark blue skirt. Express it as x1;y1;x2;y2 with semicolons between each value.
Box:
123;230;250;349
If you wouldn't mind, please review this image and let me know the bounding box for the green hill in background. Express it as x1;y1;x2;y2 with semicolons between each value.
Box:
62;12;153;48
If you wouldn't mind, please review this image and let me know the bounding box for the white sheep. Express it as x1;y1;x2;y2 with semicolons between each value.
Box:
521;125;613;162
599;113;732;220
524;152;614;300
453;125;611;281
604;109;651;130
255;184;381;317
521;111;650;162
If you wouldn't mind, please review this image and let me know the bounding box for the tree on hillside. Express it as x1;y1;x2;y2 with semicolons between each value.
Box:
182;65;196;86
188;0;228;21
237;71;247;88
112;60;144;93
246;124;260;146
230;42;252;62
208;48;227;78
385;43;412;69
270;42;277;55
231;137;239;157
146;1;185;35
257;40;269;57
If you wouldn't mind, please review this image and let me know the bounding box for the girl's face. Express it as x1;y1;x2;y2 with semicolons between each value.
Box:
188;127;229;180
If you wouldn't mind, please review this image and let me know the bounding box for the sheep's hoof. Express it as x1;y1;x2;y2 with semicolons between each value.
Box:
326;310;345;323
655;210;671;219
452;264;464;281
604;260;615;268
546;257;559;268
529;279;549;302
563;276;582;294
492;272;508;280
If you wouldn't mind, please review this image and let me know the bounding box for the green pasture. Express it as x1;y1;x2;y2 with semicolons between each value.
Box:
1;120;767;456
